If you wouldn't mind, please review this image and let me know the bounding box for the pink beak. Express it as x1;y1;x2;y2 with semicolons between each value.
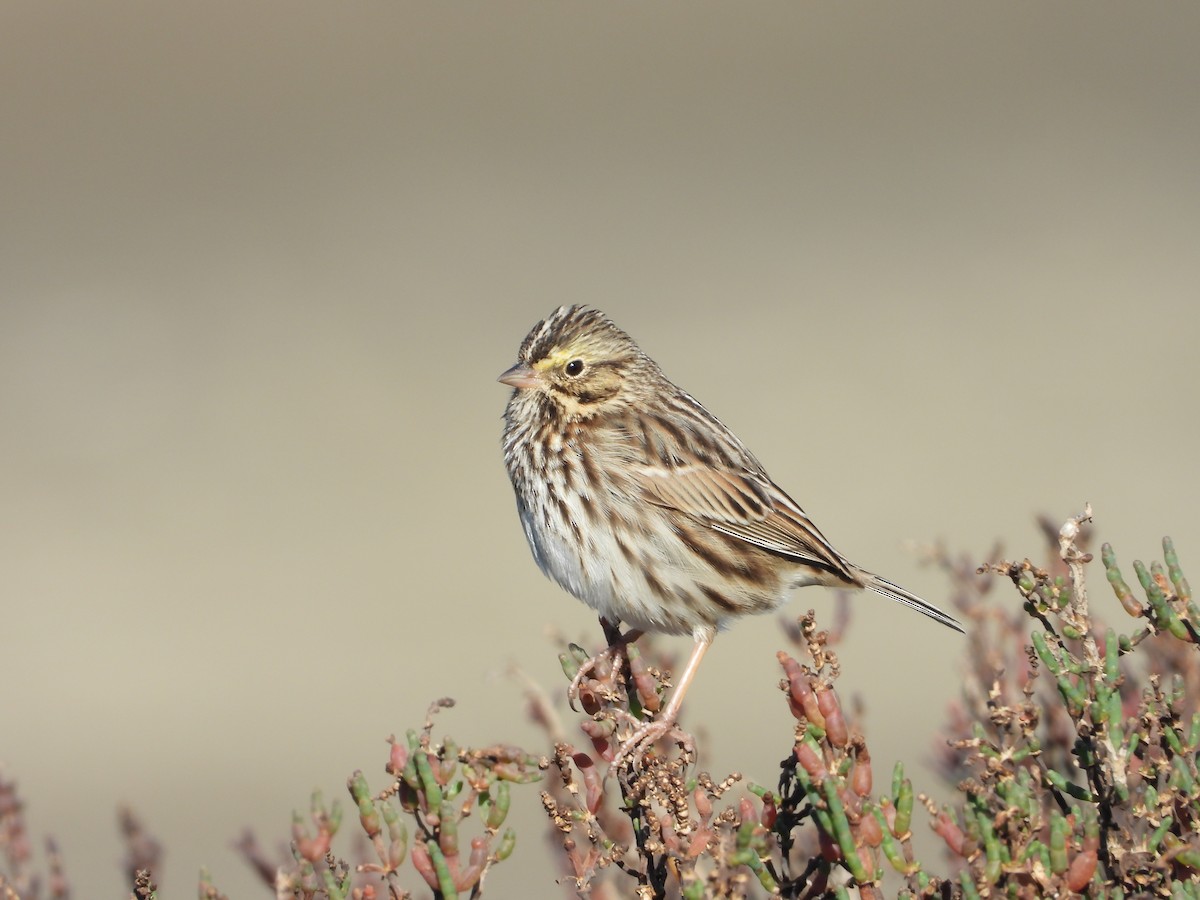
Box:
498;363;541;390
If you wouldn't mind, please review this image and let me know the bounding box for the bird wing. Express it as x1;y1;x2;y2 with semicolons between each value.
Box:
634;461;856;580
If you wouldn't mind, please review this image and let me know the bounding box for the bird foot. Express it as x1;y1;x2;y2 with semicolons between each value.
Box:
608;714;692;773
567;646;626;712
566;627;643;712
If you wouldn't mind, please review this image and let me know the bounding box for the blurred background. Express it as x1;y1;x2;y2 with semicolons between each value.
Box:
2;1;1198;895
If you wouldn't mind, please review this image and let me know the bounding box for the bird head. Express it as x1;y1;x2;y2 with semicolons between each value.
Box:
499;306;647;416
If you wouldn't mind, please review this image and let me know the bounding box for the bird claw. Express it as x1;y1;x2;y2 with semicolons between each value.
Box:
608;715;691;774
566;643;627;713
566;625;644;712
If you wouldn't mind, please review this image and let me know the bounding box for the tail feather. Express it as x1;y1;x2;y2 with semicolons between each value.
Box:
864;573;965;634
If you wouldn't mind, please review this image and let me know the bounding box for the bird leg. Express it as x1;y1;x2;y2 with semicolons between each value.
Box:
567;618;644;712
610;631;713;771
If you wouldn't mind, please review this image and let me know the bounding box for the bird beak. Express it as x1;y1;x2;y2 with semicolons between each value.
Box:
498;363;541;390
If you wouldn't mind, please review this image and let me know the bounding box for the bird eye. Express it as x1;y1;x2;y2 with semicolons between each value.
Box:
564;359;585;377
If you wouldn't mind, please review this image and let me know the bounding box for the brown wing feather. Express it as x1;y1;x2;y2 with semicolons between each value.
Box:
635;462;856;581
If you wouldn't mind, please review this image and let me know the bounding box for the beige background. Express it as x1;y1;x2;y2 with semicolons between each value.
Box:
3;2;1198;896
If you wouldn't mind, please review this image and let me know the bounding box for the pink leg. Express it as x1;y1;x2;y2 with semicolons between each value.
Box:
610;631;713;770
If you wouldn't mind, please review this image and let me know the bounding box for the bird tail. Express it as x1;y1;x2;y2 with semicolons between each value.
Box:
863;572;965;634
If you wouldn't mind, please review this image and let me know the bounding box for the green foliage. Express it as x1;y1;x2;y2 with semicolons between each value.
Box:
3;511;1199;898
521;511;1200;897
